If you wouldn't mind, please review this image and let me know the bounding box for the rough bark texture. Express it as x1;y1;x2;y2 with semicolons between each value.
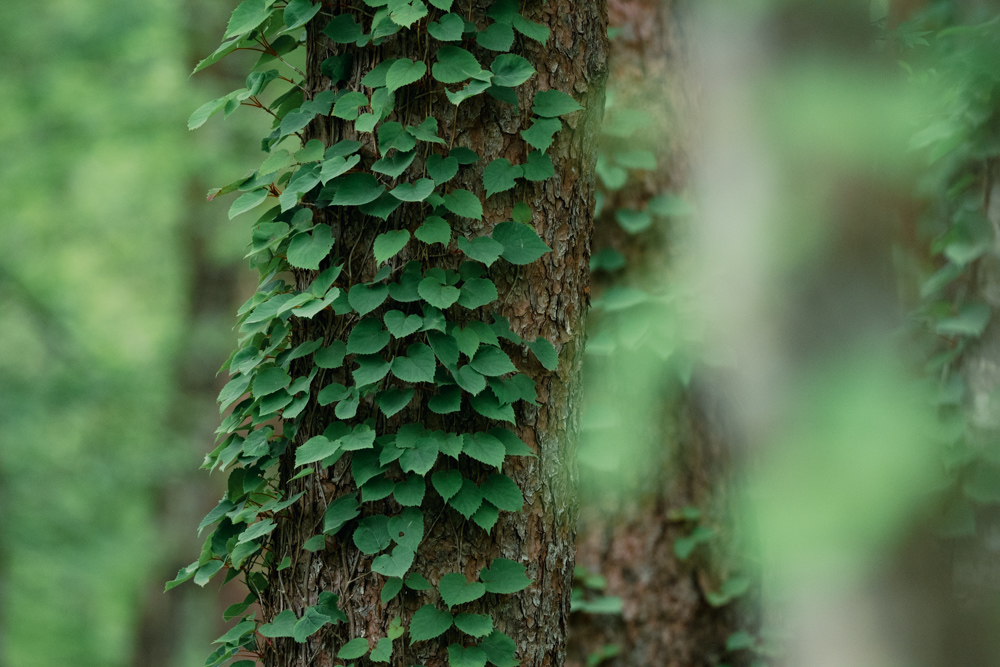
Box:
565;2;745;665
259;3;608;666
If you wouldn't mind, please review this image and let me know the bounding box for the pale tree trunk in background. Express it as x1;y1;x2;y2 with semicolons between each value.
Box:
567;2;747;666
259;3;608;666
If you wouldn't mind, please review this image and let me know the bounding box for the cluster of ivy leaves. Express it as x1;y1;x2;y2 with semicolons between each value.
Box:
169;0;584;665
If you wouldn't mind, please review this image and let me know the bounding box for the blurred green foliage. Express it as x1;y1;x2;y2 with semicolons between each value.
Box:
0;2;260;665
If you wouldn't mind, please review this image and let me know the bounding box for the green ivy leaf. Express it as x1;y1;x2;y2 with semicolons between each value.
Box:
489;374;537;405
450;146;480;164
406;572;433;590
390;178;435;202
521;150;554;181
426;155;459;185
439;573;487;608
385;58;427;92
448;645;488;667
409;604;454;643
449;478;483;518
327;173;385;206
525;337;559;371
480;558;532;593
353;354;391;386
370;637;394;663
384;310;423;337
324;14;365;43
348;283;390;316
286;224;334;270
360;192;404;220
225;0;270;39
372;545;415;577
418;276;461;309
483;158;522;197
321;154;361;184
441;189;483;220
378;387;415;417
293;606;332;642
259;609;297;638
399;439;439;475
472;502;500;531
323;495;360;534
454;365;487;395
381;577;404;604
237;519;276;543
427;12;465;41
373;230;411;264
463;432;506;468
490;54;534;87
361;59;398;88
372;150;417;179
531;89;583;117
378;122;418;153
189;94;233;130
347;318;390;355
457;236;504;266
457;278;498;310
340;425;376;451
481;474;523;511
387;507;424;549
432;469;464;501
352;449;385;487
391;343;437;383
433;46;490;84
337;637;370;660
253;367;292;397
407;117;446;144
470;346;516;376
416;215;451;245
454;613;494;638
215;619;256;644
445;79;492;106
314;341;347;369
295;435;339;466
478;630;519;667
283;0;322;30
451;326;480;358
424;384;459;413
393;475;426;506
390;0;428;27
470;390;516;423
491;221;551;265
229;189;268;219
354;515;392;554
332;91;369;119
477;22;515;51
429;0;453;9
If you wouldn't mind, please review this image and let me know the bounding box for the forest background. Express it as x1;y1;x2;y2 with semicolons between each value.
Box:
3;0;1000;666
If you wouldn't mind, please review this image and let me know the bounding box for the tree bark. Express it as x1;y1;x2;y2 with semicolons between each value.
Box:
259;3;608;666
566;2;746;665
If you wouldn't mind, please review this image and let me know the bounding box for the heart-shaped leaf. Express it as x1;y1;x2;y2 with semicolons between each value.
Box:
438;572;487;608
371;545;415;578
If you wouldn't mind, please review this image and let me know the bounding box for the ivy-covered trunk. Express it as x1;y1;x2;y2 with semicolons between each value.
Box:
190;2;612;667
567;1;746;665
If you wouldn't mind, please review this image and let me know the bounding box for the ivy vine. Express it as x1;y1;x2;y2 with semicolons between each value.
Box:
170;0;581;665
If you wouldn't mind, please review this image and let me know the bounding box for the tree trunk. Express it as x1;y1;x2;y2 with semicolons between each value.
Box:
259;3;608;666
